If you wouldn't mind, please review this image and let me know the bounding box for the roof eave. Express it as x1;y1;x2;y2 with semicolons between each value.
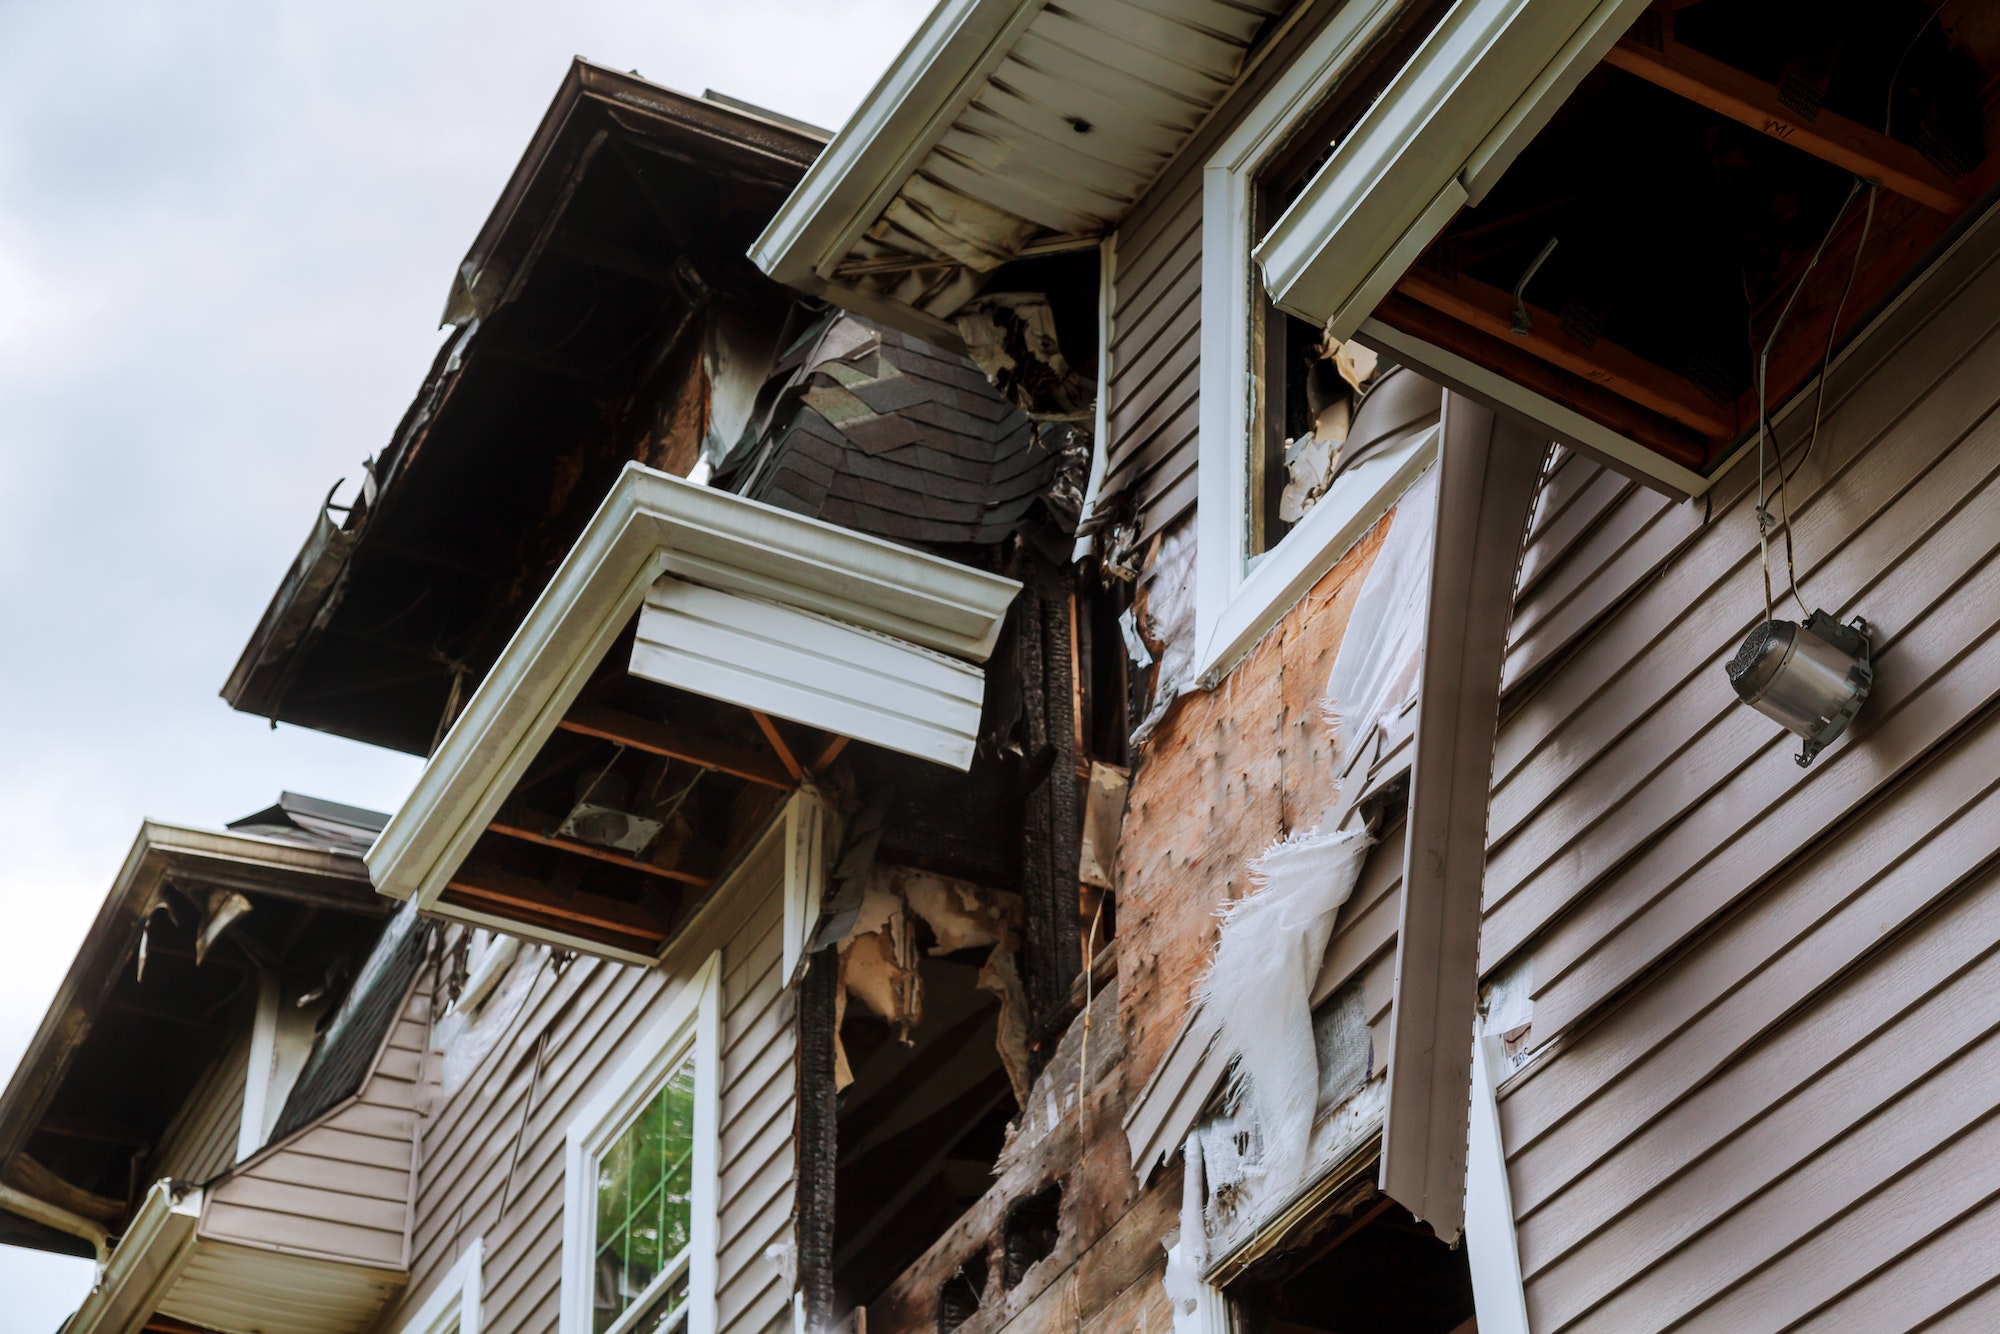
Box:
750;0;1036;291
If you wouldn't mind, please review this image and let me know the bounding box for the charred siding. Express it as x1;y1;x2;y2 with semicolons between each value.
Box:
1487;206;2000;1330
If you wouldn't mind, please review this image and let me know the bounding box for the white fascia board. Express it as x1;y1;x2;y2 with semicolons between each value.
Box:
749;0;1043;288
367;464;1018;916
1255;0;1651;338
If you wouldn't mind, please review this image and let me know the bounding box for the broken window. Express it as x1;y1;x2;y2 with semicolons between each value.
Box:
1244;2;1454;558
1226;1154;1474;1334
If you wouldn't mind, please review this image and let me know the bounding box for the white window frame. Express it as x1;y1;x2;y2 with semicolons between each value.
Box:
398;1238;485;1334
562;952;723;1334
1194;0;1437;683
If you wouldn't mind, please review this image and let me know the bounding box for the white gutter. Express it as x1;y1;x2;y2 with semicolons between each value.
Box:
63;1182;201;1334
0;1182;108;1263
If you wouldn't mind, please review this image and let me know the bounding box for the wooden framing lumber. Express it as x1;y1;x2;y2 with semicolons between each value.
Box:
485;821;711;886
1395;268;1733;435
444;868;670;942
751;711;806;780
558;703;795;789
1380;392;1545;1242
1603;35;1969;215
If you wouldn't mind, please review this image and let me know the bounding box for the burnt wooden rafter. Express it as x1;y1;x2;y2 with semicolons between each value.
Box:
558;703;795;789
1394;267;1734;436
1604;32;1970;215
485;820;711;886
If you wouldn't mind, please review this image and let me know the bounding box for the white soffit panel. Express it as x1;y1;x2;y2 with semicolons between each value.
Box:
368;464;1019;916
631;578;986;769
1256;0;1650;337
751;0;1290;336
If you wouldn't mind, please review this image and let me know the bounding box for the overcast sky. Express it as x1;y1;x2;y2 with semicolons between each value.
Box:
0;1;927;1324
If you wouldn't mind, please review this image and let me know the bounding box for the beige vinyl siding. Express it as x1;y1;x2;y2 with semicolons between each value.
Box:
387;837;797;1334
153;1026;252;1185
198;976;429;1269
1099;0;1353;540
1485;207;2000;1330
1311;830;1403;1061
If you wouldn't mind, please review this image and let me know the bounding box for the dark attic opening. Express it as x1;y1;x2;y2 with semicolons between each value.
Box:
1369;0;2000;476
1226;1155;1476;1334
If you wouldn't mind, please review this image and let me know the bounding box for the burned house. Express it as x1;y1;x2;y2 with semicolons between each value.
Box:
15;2;2000;1333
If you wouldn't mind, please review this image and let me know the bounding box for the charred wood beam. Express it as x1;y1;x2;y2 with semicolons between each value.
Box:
445;867;670;943
795;956;840;1334
1372;292;1710;468
100;999;226;1033
1603;35;1969;214
8;1156;128;1225
812;734;849;773
485;820;710;886
1015;559;1082;1057
559;703;795;789
1394;268;1733;436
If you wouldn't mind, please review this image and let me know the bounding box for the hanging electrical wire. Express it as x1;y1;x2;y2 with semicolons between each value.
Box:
1755;176;1863;621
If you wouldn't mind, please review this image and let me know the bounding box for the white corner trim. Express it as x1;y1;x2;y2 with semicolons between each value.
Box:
237;969;281;1163
780;788;831;983
562;954;723;1334
1256;0;1653;333
1193;0;1434;686
366;464;1019;923
1464;1038;1530;1334
1073;235;1116;564
397;1238;484;1334
750;0;1043;286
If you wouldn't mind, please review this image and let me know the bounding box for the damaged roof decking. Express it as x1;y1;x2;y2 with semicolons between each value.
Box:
752;0;1292;339
224;62;826;756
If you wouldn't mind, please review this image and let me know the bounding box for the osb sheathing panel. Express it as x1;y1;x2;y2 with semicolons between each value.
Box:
1117;511;1392;1091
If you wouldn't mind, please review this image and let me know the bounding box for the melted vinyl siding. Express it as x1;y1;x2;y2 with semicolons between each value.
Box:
1485;213;2000;1331
1099;0;1354;539
387;844;796;1334
198;975;428;1269
153;1025;252;1185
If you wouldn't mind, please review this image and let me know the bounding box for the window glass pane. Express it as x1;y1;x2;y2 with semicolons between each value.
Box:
595;1053;697;1333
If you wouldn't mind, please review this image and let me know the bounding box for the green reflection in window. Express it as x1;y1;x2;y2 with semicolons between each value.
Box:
594;1053;696;1334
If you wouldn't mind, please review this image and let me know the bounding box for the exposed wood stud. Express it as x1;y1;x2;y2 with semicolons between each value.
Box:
444;871;670;942
1395;268;1734;436
751;711;806;781
485;821;711;886
1603;36;1969;214
558;704;796;789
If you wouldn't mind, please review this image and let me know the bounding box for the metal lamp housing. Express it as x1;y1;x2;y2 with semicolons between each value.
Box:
1725;610;1873;766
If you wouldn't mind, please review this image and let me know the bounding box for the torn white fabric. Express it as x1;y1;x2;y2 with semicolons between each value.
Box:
1325;465;1438;791
1163;1132;1208;1320
1197;826;1375;1190
1133;518;1199;743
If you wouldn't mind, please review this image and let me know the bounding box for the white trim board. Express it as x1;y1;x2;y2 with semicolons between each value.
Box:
395;1239;484;1334
1191;0;1435;683
561;953;723;1334
366;464;1018;938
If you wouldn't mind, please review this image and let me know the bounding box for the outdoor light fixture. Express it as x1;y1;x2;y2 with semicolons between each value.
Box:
1725;610;1873;766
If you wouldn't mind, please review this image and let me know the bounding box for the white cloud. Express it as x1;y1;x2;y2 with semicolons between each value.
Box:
0;0;929;1320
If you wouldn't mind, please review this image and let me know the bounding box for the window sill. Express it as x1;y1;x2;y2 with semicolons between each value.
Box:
1195;425;1437;684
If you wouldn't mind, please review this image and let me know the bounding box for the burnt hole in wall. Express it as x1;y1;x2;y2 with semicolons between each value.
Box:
938;1251;989;1334
1001;1182;1063;1288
